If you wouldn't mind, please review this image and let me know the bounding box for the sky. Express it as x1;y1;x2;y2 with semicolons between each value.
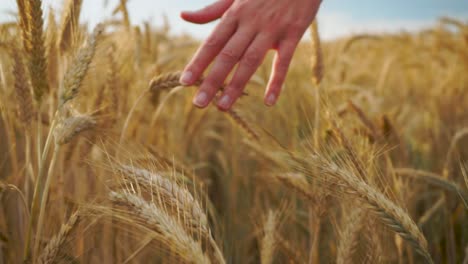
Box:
0;0;467;40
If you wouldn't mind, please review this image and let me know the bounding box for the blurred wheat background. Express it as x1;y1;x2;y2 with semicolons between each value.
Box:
0;0;467;263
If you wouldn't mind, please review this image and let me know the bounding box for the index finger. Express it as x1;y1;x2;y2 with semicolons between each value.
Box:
180;16;238;85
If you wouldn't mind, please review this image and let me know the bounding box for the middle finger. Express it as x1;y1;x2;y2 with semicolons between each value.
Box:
193;28;256;107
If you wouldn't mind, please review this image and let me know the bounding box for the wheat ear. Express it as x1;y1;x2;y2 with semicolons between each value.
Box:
11;47;35;127
45;8;59;91
225;109;260;142
53;113;96;145
110;191;211;264
16;0;30;51
149;71;201;92
260;210;278;264
394;168;468;206
59;24;104;106
37;211;80;264
336;208;365;264
149;71;247;95
305;155;433;263
310;20;324;86
118;165;208;232
24;0;49;103
58;0;83;53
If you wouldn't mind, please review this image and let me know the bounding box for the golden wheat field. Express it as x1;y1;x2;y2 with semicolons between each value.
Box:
0;0;467;263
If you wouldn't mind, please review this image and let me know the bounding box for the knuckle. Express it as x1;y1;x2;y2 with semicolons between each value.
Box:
219;49;239;63
263;24;280;38
242;50;261;67
223;2;248;20
223;8;239;20
205;34;220;47
287;21;306;37
229;2;246;15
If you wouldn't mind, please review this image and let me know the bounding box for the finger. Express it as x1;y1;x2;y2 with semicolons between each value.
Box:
264;38;299;106
193;28;256;108
180;15;237;85
181;0;234;24
217;34;272;111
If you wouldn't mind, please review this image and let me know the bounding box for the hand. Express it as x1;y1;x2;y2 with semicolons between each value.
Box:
179;0;322;111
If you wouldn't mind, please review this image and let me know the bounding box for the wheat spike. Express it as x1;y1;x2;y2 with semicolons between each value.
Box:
347;100;379;141
37;211;80;264
394;168;468;205
53;113;96;145
310;20;324;86
225;109;260;142
149;71;200;92
303;155;433;263
110;191;211;264
24;0;49;103
16;0;30;51
58;0;83;53
260;210;278;264
275;173;317;204
11;47;35;127
45;7;59;91
59;24;103;106
149;71;245;94
336;207;365;264
118;165;208;233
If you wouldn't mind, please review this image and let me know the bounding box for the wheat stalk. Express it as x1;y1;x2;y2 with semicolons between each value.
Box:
443;128;468;179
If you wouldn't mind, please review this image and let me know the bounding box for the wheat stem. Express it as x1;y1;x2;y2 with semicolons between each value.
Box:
24;113;58;262
34;144;60;259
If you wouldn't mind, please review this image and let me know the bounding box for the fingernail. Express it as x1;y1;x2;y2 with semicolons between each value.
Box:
218;95;231;109
266;94;276;106
193;91;208;107
180;71;193;85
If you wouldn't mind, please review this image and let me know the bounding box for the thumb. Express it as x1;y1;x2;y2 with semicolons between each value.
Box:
181;0;234;24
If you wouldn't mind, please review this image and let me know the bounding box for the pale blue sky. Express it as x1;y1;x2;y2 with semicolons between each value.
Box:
1;0;467;40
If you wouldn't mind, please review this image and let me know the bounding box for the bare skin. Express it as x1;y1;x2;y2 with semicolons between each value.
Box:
180;0;322;111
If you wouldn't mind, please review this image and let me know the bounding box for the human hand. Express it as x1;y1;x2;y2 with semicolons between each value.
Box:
179;0;322;111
